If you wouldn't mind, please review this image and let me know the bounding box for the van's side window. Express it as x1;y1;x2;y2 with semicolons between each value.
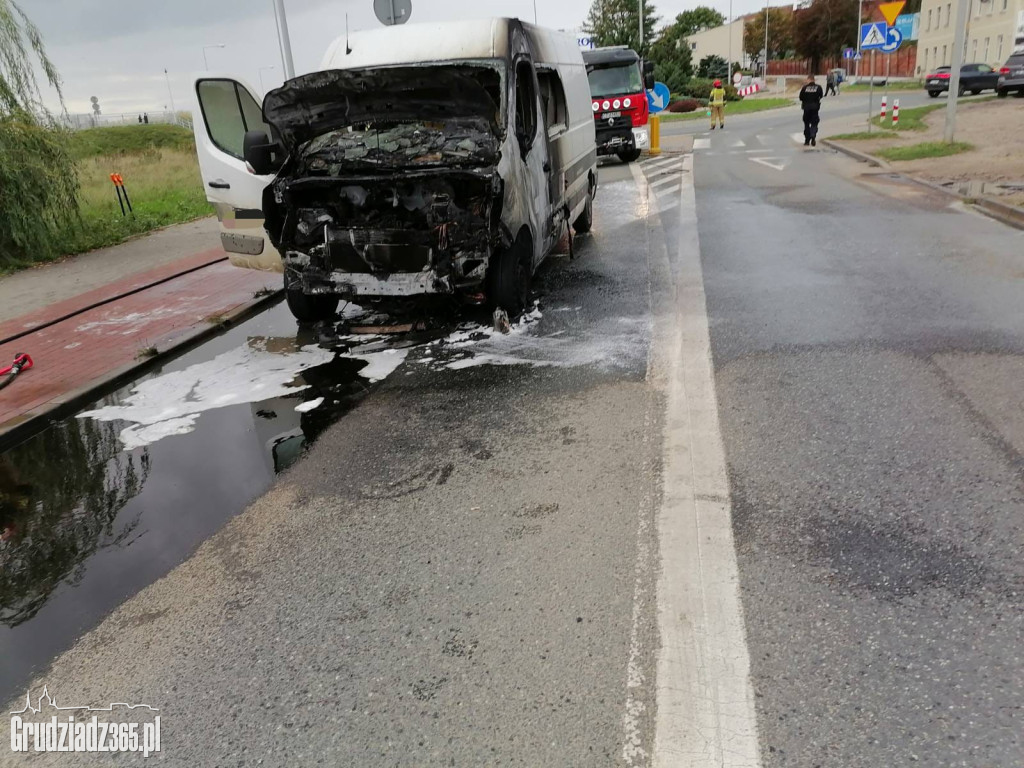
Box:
197;79;269;160
536;69;568;136
514;60;538;152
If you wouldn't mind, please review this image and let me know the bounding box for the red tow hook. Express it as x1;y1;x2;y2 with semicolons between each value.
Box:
0;353;33;391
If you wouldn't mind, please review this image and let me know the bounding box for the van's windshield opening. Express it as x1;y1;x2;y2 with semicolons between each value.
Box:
587;64;643;98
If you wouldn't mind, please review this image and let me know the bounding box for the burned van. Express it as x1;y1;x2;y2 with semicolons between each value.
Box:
192;18;597;322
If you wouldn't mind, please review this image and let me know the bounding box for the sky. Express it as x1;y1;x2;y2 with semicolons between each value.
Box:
24;0;789;115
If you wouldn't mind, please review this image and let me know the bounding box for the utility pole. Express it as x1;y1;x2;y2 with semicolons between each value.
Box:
533;0;538;24
639;0;644;50
273;0;296;80
764;4;770;81
943;0;969;142
727;0;734;85
856;0;863;77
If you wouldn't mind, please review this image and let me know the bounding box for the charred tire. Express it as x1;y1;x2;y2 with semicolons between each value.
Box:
283;271;339;324
618;148;642;163
573;187;594;233
488;237;531;315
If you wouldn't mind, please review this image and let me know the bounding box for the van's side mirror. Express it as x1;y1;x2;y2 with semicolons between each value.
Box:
644;73;655;90
643;61;655;75
243;130;284;175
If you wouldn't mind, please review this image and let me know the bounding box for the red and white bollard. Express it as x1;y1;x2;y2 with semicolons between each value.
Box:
880;96;887;120
892;99;900;128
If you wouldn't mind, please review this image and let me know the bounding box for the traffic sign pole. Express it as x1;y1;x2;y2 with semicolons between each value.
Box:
868;50;876;133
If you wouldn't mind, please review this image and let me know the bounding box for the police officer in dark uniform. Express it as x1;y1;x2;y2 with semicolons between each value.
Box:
799;75;824;146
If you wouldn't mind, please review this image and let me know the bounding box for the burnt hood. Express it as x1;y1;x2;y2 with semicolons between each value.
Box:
263;66;502;150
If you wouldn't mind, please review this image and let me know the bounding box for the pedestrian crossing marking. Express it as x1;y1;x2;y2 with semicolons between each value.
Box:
693;138;711;150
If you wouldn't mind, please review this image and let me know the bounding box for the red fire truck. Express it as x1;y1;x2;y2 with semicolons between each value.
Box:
583;46;655;163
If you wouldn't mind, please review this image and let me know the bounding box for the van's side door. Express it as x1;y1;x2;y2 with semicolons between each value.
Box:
512;57;555;264
192;75;280;272
536;67;569;213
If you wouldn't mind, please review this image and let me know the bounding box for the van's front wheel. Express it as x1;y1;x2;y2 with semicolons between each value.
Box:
488;238;531;315
284;270;339;324
618;148;642;163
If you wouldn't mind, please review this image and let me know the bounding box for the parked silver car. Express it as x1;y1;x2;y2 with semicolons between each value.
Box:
997;52;1024;97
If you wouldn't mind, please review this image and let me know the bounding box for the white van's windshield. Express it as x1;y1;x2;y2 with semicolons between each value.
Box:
587;64;643;98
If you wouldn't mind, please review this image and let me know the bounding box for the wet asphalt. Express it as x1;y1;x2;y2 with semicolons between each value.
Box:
3;105;1022;766
691;119;1024;765
1;164;664;766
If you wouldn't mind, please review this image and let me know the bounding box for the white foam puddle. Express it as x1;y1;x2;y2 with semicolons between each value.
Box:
80;341;335;449
426;307;649;372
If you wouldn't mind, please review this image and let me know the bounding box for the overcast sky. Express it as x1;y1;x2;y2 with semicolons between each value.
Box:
26;0;786;115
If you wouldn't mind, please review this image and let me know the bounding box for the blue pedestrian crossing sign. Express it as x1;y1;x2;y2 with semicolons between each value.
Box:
860;22;888;50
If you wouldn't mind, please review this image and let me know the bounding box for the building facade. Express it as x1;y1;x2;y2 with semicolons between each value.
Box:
686;19;748;70
915;0;1024;74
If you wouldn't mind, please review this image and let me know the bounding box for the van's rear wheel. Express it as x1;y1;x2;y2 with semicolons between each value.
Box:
284;270;339;324
618;148;642;163
488;237;531;315
573;186;594;233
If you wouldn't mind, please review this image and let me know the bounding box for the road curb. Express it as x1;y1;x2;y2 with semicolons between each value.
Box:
824;139;1024;231
821;139;891;169
0;288;283;453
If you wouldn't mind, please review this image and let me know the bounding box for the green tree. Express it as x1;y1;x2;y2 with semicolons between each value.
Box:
672;6;726;36
0;0;78;268
744;7;795;68
697;54;729;79
793;0;859;72
648;28;693;93
583;0;660;57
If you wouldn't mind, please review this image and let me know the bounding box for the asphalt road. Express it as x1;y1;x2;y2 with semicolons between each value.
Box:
3;104;1022;767
690;117;1024;765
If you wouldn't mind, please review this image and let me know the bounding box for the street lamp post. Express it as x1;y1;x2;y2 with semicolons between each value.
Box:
727;0;734;85
202;44;225;71
763;4;770;81
639;0;644;49
943;0;970;142
259;66;276;93
272;0;296;80
163;69;176;116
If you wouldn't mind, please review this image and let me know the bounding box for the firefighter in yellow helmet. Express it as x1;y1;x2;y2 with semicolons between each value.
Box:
709;79;726;130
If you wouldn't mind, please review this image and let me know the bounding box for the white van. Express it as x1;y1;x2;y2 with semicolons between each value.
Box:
192;18;597;321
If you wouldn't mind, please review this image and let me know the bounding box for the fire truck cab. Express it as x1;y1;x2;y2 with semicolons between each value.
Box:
583;47;654;163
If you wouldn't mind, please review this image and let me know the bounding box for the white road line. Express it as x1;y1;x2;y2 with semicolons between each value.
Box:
750;156;786;171
730;139;746;148
649;173;681;189
655;186;681;199
658;198;679;210
755;134;771;145
644;157;683;172
646;155;762;768
693;138;711;150
790;132;805;145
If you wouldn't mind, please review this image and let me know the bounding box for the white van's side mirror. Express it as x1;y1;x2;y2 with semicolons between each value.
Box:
243;131;284;176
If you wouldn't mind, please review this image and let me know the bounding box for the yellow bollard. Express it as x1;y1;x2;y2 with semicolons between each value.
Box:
649;114;661;157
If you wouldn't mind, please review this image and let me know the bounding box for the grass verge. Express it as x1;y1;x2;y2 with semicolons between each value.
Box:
829;130;898;140
659;97;792;121
874;141;973;161
52;147;212;257
842;81;923;92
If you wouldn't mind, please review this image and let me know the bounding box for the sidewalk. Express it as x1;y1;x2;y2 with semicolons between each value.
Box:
0;220;281;448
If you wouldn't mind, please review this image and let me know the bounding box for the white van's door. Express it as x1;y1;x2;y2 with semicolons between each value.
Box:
192;75;281;272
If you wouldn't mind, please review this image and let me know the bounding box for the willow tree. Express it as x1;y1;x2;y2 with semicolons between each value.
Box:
0;0;78;268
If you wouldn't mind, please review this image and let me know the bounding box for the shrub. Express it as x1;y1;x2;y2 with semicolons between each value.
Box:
667;99;700;113
676;78;742;102
0;117;79;270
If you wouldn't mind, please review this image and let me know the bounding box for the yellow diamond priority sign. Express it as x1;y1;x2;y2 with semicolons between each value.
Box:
879;1;906;28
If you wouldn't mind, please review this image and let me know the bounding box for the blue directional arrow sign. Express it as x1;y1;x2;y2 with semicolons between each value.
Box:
880;26;903;53
842;47;855;60
860;22;888;50
647;81;671;113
